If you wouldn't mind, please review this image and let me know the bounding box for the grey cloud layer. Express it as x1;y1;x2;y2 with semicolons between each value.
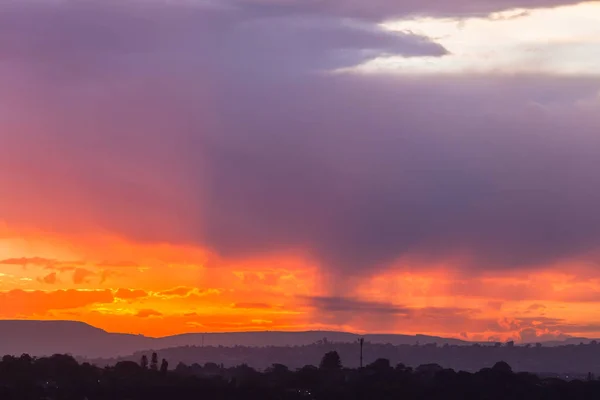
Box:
235;0;587;20
0;1;445;74
1;1;600;278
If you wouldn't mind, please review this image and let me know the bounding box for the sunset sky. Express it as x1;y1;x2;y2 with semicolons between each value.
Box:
1;0;600;342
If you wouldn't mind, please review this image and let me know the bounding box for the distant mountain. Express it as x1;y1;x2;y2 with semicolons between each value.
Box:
0;320;469;358
156;331;470;349
0;320;154;358
2;320;593;361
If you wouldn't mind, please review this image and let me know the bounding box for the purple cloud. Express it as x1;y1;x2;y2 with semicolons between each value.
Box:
0;0;445;76
1;0;600;283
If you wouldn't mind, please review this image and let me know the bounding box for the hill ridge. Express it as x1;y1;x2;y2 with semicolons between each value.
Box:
0;320;596;359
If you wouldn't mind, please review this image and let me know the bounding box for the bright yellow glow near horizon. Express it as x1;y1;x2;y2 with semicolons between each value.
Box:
3;229;600;341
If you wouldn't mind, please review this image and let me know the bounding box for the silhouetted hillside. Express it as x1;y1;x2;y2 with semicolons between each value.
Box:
0;320;153;358
0;320;468;358
156;331;469;349
1;320;597;365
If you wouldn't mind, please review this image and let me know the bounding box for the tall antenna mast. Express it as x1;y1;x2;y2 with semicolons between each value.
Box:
359;337;364;368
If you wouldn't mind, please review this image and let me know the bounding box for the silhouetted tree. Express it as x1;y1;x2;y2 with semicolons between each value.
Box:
204;362;221;375
140;354;149;369
297;365;319;388
367;358;392;373
395;363;412;373
266;363;289;375
150;352;158;371
416;363;443;374
492;361;513;373
20;353;34;365
320;351;342;370
114;360;142;378
160;358;169;374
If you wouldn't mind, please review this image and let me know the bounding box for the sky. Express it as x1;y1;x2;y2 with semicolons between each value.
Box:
1;0;600;343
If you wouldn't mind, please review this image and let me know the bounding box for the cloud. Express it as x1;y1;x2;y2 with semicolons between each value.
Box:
37;272;58;285
305;296;480;332
233;302;273;309
72;268;95;284
234;0;586;20
114;288;148;300
192;75;600;277
0;257;83;272
376;3;600;76
0;257;56;266
99;270;120;284
436;277;600;303
154;287;221;300
158;287;195;297
519;327;567;342
135;309;163;318
0;257;81;270
488;316;600;342
1;0;600;289
0;0;445;76
487;301;504;311
306;296;411;315
0;289;114;317
527;303;547;311
96;261;139;268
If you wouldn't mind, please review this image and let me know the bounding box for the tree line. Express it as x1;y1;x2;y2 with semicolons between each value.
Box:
96;339;600;374
2;350;600;399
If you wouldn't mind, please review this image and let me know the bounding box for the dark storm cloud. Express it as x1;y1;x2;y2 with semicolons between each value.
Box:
195;75;600;274
1;0;600;280
304;296;480;331
0;0;445;75
307;296;477;318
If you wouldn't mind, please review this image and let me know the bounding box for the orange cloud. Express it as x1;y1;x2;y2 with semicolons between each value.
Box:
1;257;56;266
136;309;163;318
158;287;195;297
115;288;148;300
0;257;84;270
527;303;547;311
0;289;114;317
233;303;272;310
99;269;119;284
73;268;95;284
96;261;139;268
38;272;58;285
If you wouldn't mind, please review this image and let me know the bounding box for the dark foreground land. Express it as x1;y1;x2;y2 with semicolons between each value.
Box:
1;351;600;400
96;340;600;374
